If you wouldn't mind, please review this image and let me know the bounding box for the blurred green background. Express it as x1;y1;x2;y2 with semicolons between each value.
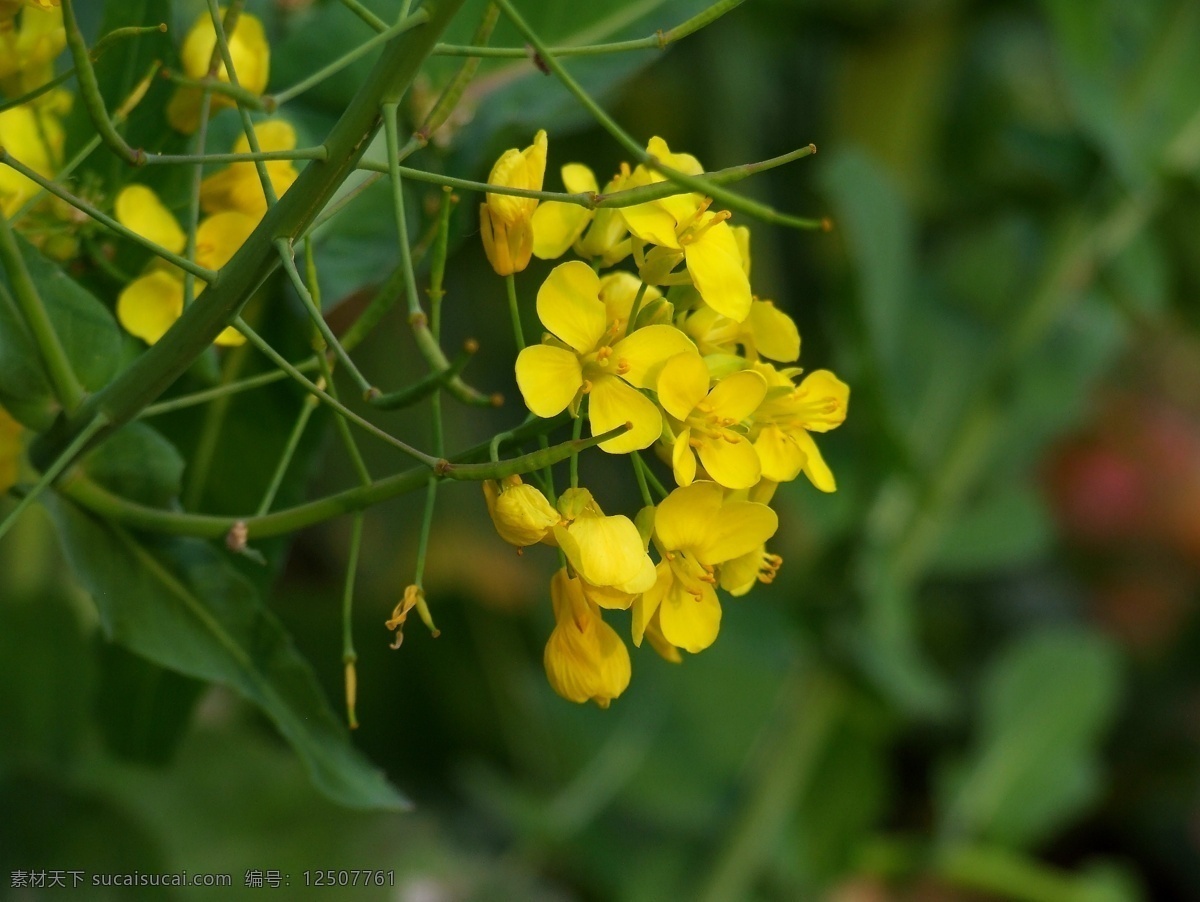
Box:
4;0;1200;898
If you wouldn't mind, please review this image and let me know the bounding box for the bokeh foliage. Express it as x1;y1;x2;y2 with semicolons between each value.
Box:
4;0;1200;899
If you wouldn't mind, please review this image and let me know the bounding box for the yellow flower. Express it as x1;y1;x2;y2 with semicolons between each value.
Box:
114;189;256;347
751;365;849;491
0;405;23;495
656;352;767;490
678;299;800;364
479;129;547;276
0;104;63;216
618;137;752;322
719;545;783;596
553;487;656;597
514;261;694;453
200;120;299;218
598;271;667;330
543;568;631;708
575;164;633;265
633;481;778;654
0;5;65;96
531;162;597;260
482;475;561;547
167;10;270;134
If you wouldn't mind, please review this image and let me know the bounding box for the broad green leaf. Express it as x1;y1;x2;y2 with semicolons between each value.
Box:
47;497;409;812
939;628;1120;847
0;238;122;431
80;422;186;509
931;482;1054;576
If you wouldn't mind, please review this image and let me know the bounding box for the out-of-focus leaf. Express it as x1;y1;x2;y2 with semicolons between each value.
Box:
819;148;913;392
47;497;409;811
80;422;185;509
93;644;205;767
931;483;1054;576
0;238;122;431
939;628;1120;847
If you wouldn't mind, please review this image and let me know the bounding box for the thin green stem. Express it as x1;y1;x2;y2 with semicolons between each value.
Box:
184;88;215;307
255;394;320;516
59;418;618;540
569;412;584;488
434;0;747;58
413;477;438;587
160;69;271;112
631;454;653;507
182;339;251;511
339;0;388;32
493;0;824;230
625;281;649;336
144;147;329;166
632;451;669;500
234;317;441;468
342;511;364;729
59;0;144;165
0;151;217;280
382;103;421;322
276;237;375;397
428;187;455;340
139;366;300;417
0;214;85;411
357;145;816;208
414;2;499;145
505;273;526;350
271;12;430;106
0;416;107;544
369;340;477;410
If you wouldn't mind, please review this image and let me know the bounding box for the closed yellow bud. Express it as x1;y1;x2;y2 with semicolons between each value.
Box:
482;475;560;547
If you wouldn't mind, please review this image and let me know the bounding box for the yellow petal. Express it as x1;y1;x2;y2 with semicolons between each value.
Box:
587;373;660;453
214;326;245;347
598;271;657;327
610;324;696;390
643;610;684;663
194;211;256;271
705;369;767;423
536;260;606;353
489;478;560;546
794;429;837;492
754;424;806;483
645;136;704;176
672;428;696;487
117;271;184;345
654;481;723;554
179;10;270;93
544;569;630;707
748;300;800;362
795;369;850;431
114;185;186;255
695;500;778;564
558;513;650;590
531;163;597;260
658;577;721;654
696;433;761;490
684;216;752;322
515;344;582;418
632;561;671;647
486;129;547;226
655;352;709;421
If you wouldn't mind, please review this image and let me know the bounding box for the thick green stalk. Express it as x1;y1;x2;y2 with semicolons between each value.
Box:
35;0;468;465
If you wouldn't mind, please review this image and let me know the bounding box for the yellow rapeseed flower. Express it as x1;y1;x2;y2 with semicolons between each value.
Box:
633;481;778;654
0;5;65;95
751;365;849;491
479;129;547;276
531;162;596;260
552;487;656;597
543;568;631;708
482;475;561;547
200;120;300;217
514;261;694;453
656;352;766;489
167;9;270;134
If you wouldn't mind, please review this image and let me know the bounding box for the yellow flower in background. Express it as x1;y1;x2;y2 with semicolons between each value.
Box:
598;271;667;331
751;365;849;491
574;165;632;266
0;103;65;216
514;261;694;453
0;406;23;495
200;120;300;218
482;475;561;547
633;481;777;654
679;299;800;364
552;487;656;598
167;9;270;134
531;163;597;261
0;5;65;95
544;568;631;708
114;187;255;347
479;130;547;276
656;352;767;490
618;137;752;323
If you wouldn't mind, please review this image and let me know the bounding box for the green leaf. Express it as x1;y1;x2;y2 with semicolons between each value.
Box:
939;627;1121;848
46;497;409;812
930;482;1054;576
0;237;122;431
80;422;186;509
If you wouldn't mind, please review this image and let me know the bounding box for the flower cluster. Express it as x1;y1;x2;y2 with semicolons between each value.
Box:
479;133;850;707
114;117;296;347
